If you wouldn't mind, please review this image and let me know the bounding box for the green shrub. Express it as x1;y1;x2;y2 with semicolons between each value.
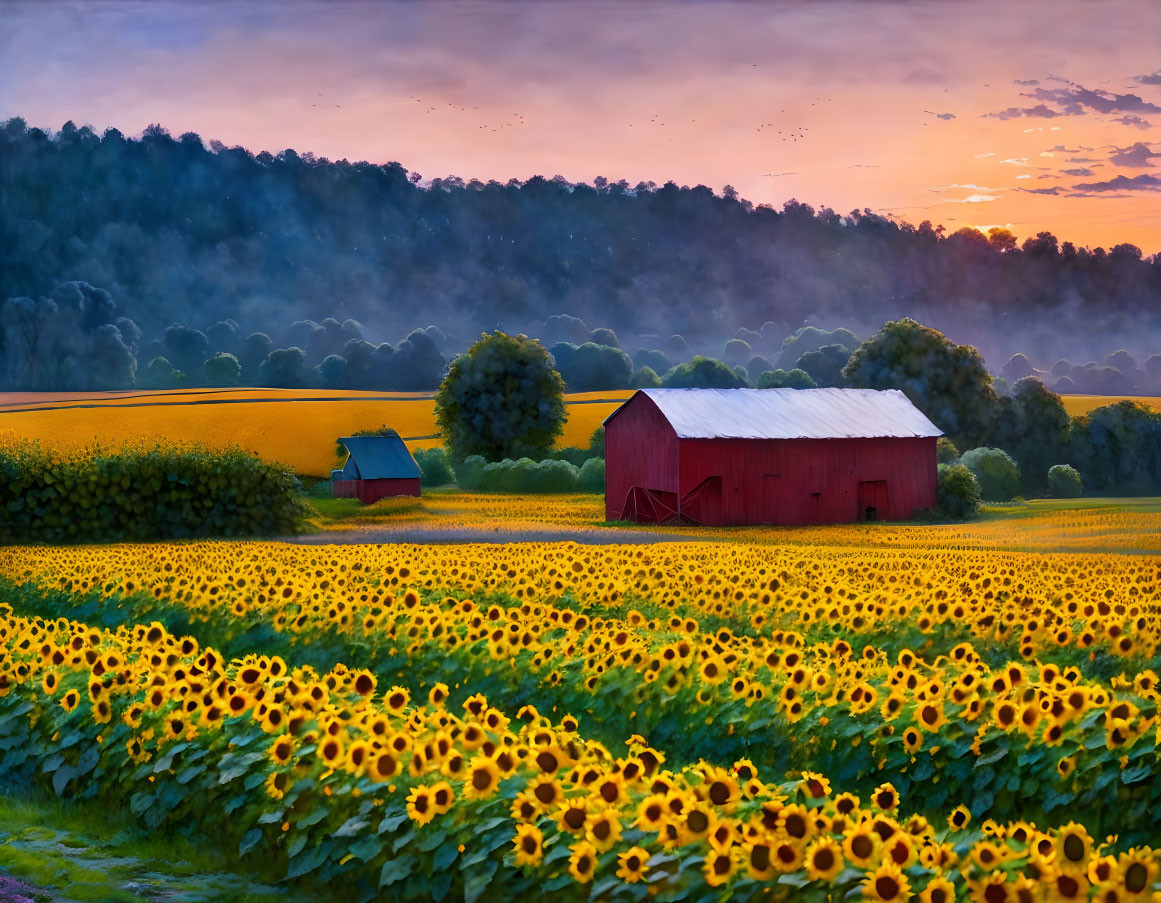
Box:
937;463;981;519
577;457;605;492
936;437;960;465
1047;464;1083;498
453;455;580;493
959;447;1021;501
0;441;307;543
588;426;605;458
548;446;592;467
413;447;454;486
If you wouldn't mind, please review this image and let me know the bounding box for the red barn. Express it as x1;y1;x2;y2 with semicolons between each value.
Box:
331;435;421;503
604;388;941;525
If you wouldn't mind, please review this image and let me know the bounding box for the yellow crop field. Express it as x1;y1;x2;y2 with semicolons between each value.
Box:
3;532;1161;897
1060;394;1161;417
0;388;631;476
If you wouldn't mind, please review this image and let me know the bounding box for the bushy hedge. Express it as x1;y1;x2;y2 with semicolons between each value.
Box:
959;446;1021;502
937;463;981;519
1047;464;1083;498
412;447;455;486
0;441;307;543
454;455;579;493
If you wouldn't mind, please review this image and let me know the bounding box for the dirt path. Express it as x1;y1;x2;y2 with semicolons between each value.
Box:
285;526;717;545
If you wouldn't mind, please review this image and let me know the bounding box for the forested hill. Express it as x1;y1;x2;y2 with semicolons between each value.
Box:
2;117;1160;361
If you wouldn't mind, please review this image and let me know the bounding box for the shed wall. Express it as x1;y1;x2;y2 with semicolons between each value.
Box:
332;478;421;504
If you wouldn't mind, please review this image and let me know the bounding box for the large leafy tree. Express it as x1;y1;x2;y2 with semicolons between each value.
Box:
435;332;565;462
843;318;999;449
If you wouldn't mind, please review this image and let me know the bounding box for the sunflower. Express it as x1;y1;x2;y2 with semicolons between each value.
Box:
948;805;971;831
513;824;544;868
464;754;500;799
863;862;911;901
777;803;812;842
1052;870;1090;900
919;876;956;903
745;841;777;880
616;846;650;883
265;771;291;801
586;808;622;852
568;840;597;884
902;727;923;754
60;689;81;713
800;771;831;800
558;799;590;835
968;871;1010;902
773;838;805;873
680;801;717;844
703;848;736;888
268;736;294;766
406;785;436;826
805;838;844;882
1117;848;1159;897
430;781;454;815
1056;823;1094;871
871;782;899;812
843;824;880;868
529;774;564;811
369;751;399;783
319;736;344;768
970;840;1008;872
634;795;666;833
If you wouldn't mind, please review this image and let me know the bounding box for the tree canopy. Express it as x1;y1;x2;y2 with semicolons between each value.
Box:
435;332;566;462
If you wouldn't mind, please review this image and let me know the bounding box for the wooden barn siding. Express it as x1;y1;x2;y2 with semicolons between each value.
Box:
604;394;679;521
676;436;937;525
332;478;421;504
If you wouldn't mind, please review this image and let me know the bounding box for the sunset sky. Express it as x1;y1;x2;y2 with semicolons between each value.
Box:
2;0;1160;253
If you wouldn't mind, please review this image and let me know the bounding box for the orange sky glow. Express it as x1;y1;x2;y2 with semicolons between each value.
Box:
2;0;1159;253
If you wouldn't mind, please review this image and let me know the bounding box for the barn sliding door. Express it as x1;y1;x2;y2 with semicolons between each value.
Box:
857;480;888;521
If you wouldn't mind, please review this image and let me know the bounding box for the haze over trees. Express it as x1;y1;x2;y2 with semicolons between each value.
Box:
3;117;1160;375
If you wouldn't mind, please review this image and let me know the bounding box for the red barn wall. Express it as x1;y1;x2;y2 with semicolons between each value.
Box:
676;436;937;525
604;395;679;521
332;478;421;504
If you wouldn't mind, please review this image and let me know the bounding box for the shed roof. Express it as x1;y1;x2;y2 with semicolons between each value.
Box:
611;388;943;440
337;435;421;479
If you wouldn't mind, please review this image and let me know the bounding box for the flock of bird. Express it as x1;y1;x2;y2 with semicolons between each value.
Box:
305;89;837;144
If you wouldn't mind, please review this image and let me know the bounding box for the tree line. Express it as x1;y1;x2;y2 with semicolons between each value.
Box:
2;117;1159;372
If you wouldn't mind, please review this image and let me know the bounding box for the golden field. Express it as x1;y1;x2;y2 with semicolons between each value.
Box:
1059;394;1161;417
0;388;631;476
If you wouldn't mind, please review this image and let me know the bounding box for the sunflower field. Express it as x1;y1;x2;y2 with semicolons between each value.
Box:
2;527;1161;902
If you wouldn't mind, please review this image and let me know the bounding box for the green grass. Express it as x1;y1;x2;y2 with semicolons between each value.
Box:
0;789;287;903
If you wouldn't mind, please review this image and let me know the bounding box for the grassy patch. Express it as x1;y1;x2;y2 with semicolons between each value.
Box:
0;788;288;903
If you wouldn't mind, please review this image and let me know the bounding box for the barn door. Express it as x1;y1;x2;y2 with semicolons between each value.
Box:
857;480;888;521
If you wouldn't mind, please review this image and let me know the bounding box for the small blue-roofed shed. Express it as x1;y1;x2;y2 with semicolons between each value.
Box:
331;435;422;503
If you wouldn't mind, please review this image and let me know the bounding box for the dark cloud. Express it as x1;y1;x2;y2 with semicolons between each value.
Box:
983;103;1069;120
1137;70;1161;86
1013;78;1040;86
1029;85;1161;115
1061;167;1094;176
1045;74;1073;84
924;110;956;120
1065;156;1099;162
1072;173;1161;192
1109;141;1161;167
1111;114;1153;129
1018;186;1064;195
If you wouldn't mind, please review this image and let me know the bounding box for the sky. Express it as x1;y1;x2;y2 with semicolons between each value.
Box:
2;0;1160;253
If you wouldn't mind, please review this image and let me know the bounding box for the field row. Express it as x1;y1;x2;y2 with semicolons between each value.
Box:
2;604;1158;901
4;540;1161;836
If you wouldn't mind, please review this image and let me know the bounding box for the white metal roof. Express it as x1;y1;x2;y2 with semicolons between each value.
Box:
618;388;943;440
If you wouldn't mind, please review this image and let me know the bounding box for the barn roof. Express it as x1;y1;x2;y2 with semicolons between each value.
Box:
337;435;421;479
614;388;943;440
